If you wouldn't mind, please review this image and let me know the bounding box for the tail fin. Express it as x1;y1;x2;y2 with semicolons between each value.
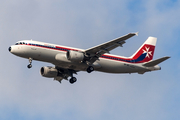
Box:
130;37;157;63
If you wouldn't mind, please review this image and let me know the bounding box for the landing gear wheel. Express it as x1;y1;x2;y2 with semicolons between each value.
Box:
27;64;32;69
87;66;94;73
69;77;77;84
27;58;33;69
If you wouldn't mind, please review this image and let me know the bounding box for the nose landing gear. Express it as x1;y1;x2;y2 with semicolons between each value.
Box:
27;64;32;68
27;58;32;69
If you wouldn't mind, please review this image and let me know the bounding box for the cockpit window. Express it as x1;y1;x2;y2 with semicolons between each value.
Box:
15;42;26;45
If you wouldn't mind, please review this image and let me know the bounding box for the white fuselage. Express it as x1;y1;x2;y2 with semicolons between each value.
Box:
9;40;160;74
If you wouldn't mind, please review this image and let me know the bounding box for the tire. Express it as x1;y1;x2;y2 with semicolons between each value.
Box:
87;69;91;73
69;79;74;84
89;66;94;71
69;77;77;84
87;66;94;73
72;77;77;82
27;64;32;69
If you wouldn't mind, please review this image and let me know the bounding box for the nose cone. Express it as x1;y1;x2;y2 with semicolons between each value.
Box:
8;47;12;52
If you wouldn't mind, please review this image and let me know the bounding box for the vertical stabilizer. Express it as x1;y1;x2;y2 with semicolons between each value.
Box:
130;37;157;63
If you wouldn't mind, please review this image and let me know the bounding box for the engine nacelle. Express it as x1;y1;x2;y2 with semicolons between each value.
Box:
40;66;58;78
66;50;84;62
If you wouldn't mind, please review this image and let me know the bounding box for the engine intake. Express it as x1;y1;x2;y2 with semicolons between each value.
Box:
40;66;58;78
66;50;84;62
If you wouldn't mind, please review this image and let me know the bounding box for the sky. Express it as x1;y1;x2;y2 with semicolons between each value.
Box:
0;0;180;120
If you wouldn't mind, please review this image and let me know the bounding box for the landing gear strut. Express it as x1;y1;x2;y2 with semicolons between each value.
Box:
87;66;94;73
69;77;77;84
27;58;32;69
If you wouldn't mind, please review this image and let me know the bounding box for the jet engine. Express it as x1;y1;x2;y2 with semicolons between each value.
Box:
66;50;84;62
40;66;58;78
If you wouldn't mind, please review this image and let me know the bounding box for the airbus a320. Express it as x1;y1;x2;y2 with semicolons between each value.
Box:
8;33;170;84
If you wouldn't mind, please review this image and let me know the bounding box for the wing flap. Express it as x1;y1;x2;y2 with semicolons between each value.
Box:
143;56;170;67
54;77;64;83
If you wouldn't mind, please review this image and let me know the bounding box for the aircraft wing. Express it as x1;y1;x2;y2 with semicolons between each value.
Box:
84;32;138;65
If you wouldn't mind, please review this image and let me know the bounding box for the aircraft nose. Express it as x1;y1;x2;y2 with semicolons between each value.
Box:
8;46;12;52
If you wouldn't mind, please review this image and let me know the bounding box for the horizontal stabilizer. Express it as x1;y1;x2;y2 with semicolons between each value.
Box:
143;56;170;67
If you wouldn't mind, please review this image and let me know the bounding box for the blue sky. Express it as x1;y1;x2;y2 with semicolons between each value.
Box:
0;0;180;120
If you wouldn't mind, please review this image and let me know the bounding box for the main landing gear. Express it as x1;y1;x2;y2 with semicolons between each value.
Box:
68;66;94;84
87;66;94;73
69;77;77;84
27;58;32;69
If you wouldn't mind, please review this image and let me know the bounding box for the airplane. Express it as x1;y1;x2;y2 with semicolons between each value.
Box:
8;32;170;84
